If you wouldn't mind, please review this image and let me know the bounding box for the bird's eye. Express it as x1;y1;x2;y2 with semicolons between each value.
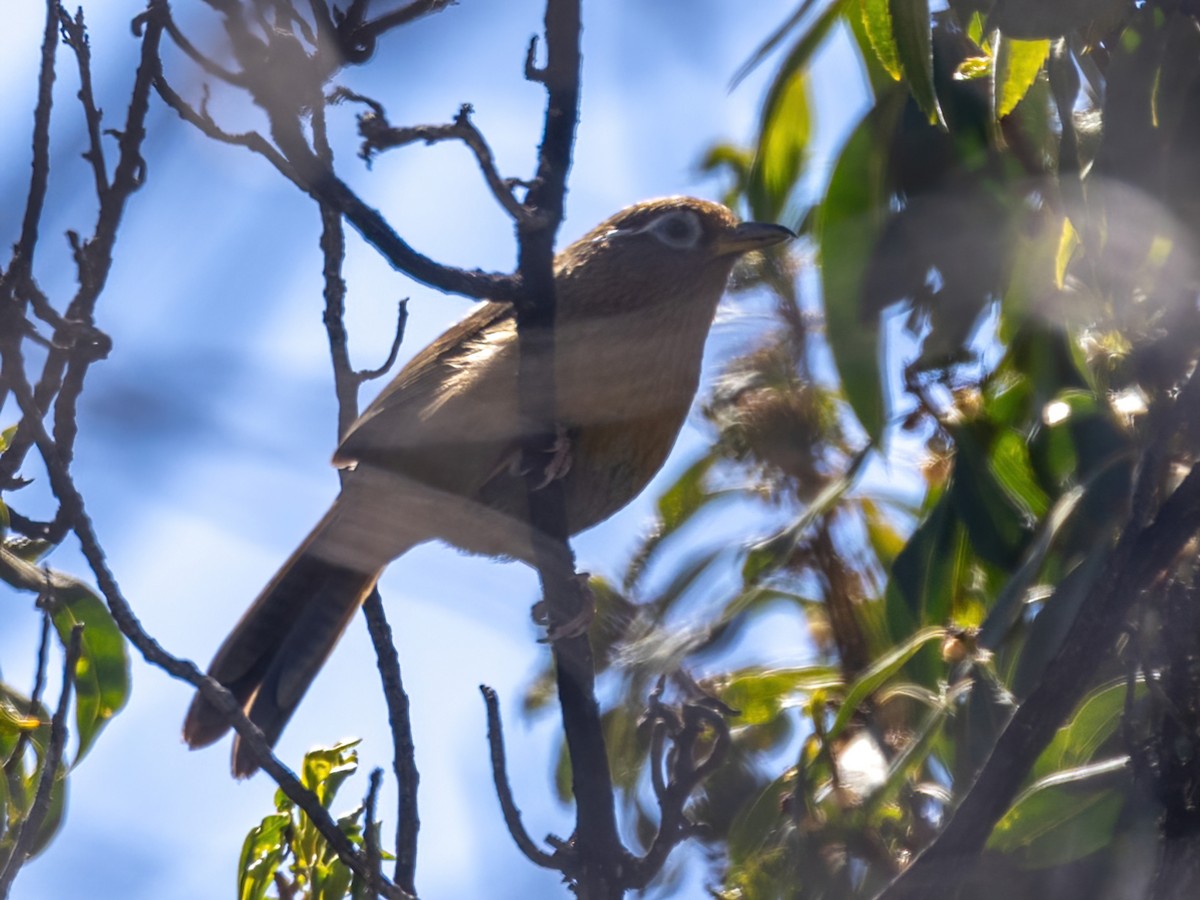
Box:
644;211;703;250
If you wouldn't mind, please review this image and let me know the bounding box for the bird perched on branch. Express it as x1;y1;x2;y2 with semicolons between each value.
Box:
183;196;793;776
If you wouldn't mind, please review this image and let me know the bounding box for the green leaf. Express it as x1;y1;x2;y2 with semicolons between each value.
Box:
888;0;944;127
817;105;894;442
1054;216;1080;288
1011;540;1109;698
730;0;826;87
860;0;902;79
714;666;844;726
989;776;1125;867
988;429;1051;520
301;740;361;808
238;812;290;900
749;68;812;221
978;484;1084;650
950;423;1033;568
993;34;1050;118
0;687;44;736
1032;679;1144;781
828;626;946;740
656;451;718;534
50;585;131;764
886;490;968;640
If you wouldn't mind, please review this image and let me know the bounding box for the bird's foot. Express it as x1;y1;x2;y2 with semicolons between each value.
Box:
533;573;595;641
533;425;573;490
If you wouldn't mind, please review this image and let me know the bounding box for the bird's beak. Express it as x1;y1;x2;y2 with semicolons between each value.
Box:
714;221;796;257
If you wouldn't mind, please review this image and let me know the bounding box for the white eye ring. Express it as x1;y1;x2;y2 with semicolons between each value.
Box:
639;210;703;249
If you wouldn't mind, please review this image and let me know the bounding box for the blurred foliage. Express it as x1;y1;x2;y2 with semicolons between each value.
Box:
530;0;1200;895
239;741;384;900
0;428;130;876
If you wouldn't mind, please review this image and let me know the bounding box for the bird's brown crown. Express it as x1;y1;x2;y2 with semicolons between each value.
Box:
553;197;791;319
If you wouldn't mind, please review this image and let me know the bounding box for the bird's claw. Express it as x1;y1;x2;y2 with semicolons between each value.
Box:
533;425;573;490
534;573;595;641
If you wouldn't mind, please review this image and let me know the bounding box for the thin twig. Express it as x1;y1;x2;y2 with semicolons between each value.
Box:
7;0;59;280
355;301;408;384
0;625;82;895
153;74;518;303
364;768;385;900
310;47;422;896
0;0;160;489
160;6;246;85
153;75;305;186
58;6;110;199
0;0;59;416
2;615;53;792
336;94;535;225
479;686;559;869
339;0;456;62
363;591;421;894
0;344;413;900
629;700;731;888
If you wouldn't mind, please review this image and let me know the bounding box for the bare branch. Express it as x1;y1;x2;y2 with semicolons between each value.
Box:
363;591;421;893
57;6;110;198
5;0;59;282
160;5;247;86
153;75;305;187
338;0;456;63
628;695;732;888
0;340;413;899
355;301;409;384
480;686;559;870
154;77;518;302
364;767;385;900
334;94;537;225
313;70;421;897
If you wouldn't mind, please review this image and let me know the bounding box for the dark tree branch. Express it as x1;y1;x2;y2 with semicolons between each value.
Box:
58;6;110;198
153;74;518;302
155;1;517;304
7;0;59;281
0;0;59;417
336;0;456;64
1;364;414;900
480;685;560;869
161;4;247;85
507;1;636;897
355;301;408;384
628;689;732;888
364;767;385;900
879;376;1200;899
0;0;156;491
363;590;421;894
311;82;421;896
333;93;537;225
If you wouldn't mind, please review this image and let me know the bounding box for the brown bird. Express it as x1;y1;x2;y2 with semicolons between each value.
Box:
183;197;793;775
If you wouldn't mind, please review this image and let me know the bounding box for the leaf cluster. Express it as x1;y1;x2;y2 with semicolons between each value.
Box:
529;0;1200;895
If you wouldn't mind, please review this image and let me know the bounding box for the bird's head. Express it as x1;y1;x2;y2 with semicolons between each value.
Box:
555;197;794;316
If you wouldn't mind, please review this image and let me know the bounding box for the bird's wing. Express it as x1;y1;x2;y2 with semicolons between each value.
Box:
334;300;521;471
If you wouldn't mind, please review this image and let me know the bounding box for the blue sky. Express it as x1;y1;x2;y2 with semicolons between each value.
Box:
1;3;868;897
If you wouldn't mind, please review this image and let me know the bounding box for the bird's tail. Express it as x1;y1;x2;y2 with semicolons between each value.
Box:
182;507;386;777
